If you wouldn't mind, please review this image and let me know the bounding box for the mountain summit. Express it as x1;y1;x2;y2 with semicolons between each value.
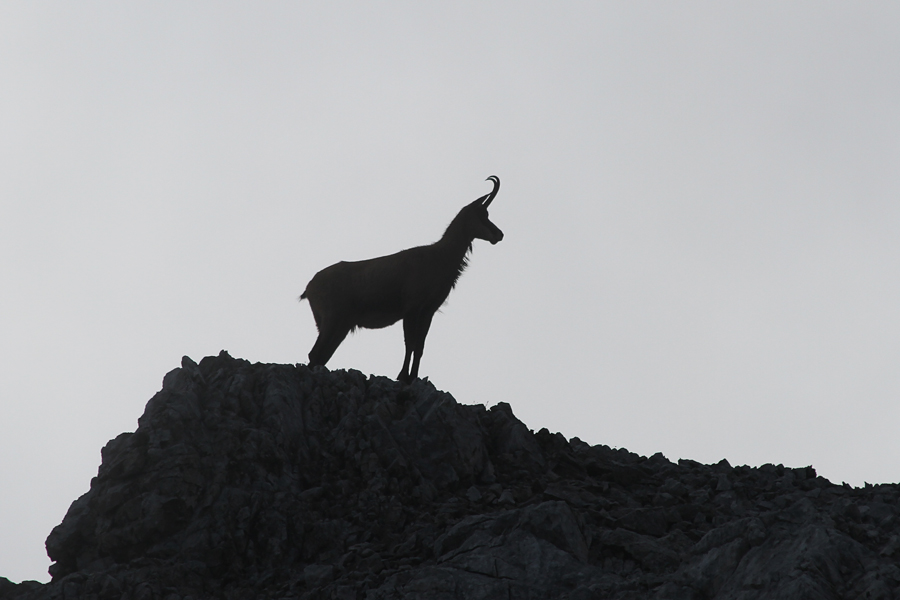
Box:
2;351;898;599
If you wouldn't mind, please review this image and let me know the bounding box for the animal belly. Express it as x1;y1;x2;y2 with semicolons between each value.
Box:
356;310;402;330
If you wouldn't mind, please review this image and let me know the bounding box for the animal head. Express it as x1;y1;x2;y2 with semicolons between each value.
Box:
463;175;504;245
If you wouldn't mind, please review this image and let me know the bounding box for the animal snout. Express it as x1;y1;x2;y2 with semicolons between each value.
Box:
490;229;504;244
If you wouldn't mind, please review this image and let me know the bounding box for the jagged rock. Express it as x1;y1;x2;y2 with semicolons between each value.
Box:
2;351;899;599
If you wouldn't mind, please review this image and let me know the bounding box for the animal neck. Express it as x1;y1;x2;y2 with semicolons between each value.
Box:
434;210;475;286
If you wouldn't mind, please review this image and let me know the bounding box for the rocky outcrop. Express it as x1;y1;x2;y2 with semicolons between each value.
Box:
3;351;900;599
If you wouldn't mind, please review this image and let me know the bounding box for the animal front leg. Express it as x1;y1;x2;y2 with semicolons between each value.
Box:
407;312;434;381
398;318;415;383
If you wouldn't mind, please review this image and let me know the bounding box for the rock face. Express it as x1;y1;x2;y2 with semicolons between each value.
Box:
3;351;900;599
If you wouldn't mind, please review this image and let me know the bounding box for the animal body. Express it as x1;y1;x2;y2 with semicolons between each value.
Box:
300;176;503;383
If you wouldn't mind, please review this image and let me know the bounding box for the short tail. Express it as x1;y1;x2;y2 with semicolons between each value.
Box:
299;291;308;301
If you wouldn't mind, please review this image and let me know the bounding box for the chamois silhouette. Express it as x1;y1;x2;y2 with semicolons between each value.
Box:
300;176;503;383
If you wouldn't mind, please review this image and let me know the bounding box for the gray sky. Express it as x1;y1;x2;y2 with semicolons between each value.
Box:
2;2;899;583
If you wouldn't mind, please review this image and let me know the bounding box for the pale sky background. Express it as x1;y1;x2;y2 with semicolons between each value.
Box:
2;2;899;583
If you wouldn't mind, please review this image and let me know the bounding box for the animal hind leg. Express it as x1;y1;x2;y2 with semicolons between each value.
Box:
308;322;350;368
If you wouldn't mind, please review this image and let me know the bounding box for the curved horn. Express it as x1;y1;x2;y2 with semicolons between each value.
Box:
482;175;500;207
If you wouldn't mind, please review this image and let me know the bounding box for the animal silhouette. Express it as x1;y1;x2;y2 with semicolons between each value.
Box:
300;176;503;382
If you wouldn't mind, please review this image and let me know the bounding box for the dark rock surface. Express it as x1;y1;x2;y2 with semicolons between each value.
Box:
3;351;900;599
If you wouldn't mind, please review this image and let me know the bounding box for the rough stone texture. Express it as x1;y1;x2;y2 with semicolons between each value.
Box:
2;351;900;599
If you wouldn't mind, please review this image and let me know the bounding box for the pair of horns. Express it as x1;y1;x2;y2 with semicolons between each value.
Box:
478;175;500;207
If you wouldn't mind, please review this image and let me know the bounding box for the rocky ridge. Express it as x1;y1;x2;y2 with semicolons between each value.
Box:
2;351;899;599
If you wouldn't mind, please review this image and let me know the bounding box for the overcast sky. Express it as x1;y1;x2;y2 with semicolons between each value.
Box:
2;2;899;583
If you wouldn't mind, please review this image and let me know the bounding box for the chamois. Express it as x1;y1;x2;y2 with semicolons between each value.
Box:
300;176;503;383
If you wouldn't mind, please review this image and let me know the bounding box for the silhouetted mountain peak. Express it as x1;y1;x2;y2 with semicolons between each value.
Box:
2;351;899;599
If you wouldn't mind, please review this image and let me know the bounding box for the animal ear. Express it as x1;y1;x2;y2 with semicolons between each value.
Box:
482;176;500;207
